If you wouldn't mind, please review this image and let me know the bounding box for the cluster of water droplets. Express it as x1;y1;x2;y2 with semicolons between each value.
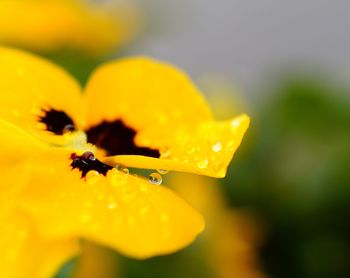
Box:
113;163;167;186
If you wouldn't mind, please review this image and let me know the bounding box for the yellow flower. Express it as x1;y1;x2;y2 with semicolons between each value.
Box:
0;0;138;55
0;46;249;277
171;174;264;278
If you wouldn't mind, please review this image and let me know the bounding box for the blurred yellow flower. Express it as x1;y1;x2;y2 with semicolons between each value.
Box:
0;0;139;55
171;174;264;278
0;47;249;277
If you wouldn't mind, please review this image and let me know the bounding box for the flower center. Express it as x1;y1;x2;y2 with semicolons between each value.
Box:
85;120;160;157
38;108;76;135
39;108;160;178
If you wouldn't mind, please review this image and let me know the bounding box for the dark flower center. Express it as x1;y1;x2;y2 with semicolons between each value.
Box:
39;108;160;178
39;108;76;135
85;120;160;157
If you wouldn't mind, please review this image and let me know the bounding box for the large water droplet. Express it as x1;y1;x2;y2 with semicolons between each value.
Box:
82;151;96;161
197;159;209;169
212;141;222;152
148;172;162;185
86;170;100;185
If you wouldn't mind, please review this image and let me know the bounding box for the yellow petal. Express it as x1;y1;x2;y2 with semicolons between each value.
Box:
84;57;249;177
0;118;48;161
0;118;49;193
104;114;250;178
19;149;205;259
83;57;213;131
0;196;79;278
0;0;138;55
0;47;85;143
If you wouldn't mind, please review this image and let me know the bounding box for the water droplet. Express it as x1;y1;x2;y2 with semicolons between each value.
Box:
157;169;169;175
187;147;196;155
226;141;235;151
231;119;240;128
116;165;129;175
108;202;117;210
148;172;162;185
197;159;209;169
122;168;129;174
161;147;171;158
86;170;100;185
212;141;222;152
82;151;96;161
63;124;75;134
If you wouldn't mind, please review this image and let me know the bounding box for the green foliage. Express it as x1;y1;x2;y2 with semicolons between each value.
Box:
225;75;350;278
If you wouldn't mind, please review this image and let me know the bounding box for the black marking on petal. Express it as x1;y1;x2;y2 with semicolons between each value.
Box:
38;108;76;135
70;152;113;178
85;120;160;157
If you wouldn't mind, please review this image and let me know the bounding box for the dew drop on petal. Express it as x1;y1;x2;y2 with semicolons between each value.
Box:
63;124;75;134
231;118;241;129
86;170;100;185
187;147;196;155
197;159;209;169
83;151;96;161
212;141;222;152
116;165;129;175
148;172;162;185
226;140;235;151
157;169;169;175
122;168;129;175
161;147;171;158
108;202;117;210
